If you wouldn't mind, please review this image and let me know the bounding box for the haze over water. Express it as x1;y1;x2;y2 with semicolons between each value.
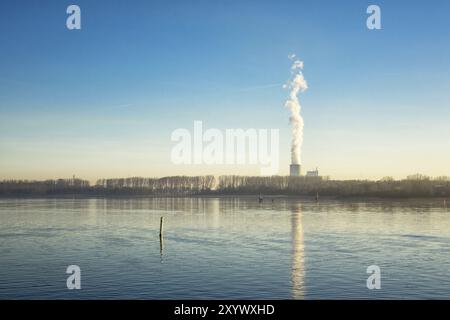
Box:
0;197;449;299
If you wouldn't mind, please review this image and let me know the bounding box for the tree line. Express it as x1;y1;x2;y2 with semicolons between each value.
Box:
0;175;449;198
0;178;90;196
95;176;215;195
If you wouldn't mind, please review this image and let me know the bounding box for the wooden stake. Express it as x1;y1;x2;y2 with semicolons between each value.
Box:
159;216;164;238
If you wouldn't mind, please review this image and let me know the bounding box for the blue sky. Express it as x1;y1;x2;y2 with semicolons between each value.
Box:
1;0;450;181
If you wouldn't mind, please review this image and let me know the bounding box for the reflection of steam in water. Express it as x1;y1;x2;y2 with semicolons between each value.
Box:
291;203;305;299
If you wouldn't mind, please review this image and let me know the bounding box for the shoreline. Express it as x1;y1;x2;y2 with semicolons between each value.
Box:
0;193;448;202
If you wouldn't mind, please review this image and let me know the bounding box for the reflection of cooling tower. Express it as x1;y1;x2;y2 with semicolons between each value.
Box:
290;164;301;177
291;204;305;299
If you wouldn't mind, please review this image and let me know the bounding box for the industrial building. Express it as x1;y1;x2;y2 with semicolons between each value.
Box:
290;164;320;177
290;164;301;177
306;168;319;177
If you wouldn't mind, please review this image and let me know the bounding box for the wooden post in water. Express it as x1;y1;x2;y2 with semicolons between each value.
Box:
159;216;164;238
159;216;164;255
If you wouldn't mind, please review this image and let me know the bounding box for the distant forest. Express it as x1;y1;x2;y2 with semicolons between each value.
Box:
1;174;449;198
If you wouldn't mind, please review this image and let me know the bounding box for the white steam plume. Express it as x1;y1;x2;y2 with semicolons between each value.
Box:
283;54;308;165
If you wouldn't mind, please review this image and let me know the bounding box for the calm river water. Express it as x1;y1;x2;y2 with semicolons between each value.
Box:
0;197;449;299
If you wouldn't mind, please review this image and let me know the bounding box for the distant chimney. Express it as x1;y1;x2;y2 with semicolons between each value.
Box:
290;164;301;177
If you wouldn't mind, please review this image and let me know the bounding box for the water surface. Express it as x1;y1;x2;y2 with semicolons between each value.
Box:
0;197;449;299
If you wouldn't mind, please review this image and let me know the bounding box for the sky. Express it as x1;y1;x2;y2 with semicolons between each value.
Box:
1;0;450;182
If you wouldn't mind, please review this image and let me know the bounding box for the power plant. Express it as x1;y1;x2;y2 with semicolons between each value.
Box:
284;54;307;179
290;164;301;177
290;165;320;177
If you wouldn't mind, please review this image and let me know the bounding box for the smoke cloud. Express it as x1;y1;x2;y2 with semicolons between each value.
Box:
283;54;308;165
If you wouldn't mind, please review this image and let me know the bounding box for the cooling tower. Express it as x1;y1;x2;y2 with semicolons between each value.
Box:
290;164;301;177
